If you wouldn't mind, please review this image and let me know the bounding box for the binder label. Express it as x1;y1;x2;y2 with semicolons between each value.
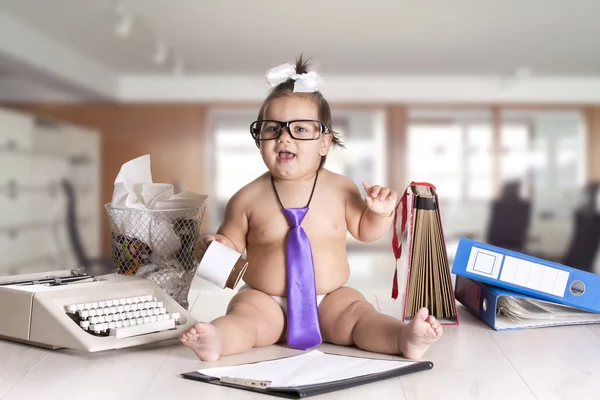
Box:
466;246;570;298
499;256;569;297
466;247;504;280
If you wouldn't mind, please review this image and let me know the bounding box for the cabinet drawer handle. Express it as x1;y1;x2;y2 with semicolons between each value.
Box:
7;179;18;200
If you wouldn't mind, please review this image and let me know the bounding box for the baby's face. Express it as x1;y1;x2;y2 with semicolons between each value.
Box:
259;96;330;180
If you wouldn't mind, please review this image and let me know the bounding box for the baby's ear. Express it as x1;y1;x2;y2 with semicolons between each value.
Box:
319;133;332;155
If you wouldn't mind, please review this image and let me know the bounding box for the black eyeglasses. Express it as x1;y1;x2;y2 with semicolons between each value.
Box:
250;120;329;141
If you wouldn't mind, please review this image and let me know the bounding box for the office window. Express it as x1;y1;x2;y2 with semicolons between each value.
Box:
499;122;532;197
205;111;265;230
499;110;587;257
407;109;493;202
214;127;266;200
407;124;463;200
466;124;494;199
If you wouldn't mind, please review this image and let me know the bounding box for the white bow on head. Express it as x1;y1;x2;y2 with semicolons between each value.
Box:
265;63;323;93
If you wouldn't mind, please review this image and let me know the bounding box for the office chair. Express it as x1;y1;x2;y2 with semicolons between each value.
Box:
560;210;600;273
559;183;600;273
61;179;113;275
483;181;532;252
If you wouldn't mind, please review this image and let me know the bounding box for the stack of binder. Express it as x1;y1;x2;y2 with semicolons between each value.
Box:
451;237;600;331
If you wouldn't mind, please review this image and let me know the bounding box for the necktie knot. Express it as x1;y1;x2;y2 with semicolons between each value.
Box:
282;207;308;227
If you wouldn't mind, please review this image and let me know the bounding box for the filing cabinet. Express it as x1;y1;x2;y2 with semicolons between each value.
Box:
0;107;101;276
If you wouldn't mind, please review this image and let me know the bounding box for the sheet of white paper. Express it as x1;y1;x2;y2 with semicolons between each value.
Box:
197;350;417;388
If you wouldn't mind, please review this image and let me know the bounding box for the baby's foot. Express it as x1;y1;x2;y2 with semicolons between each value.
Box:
179;322;222;361
399;307;443;360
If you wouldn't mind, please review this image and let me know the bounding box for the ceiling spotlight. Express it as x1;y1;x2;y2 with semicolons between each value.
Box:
114;15;133;37
153;41;168;64
114;4;133;38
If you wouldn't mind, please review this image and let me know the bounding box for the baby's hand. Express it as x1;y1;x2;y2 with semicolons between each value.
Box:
362;182;398;217
194;234;236;261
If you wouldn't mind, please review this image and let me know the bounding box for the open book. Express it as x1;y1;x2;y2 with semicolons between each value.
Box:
181;350;433;398
403;184;458;324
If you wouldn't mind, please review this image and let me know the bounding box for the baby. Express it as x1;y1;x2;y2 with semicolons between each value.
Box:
180;57;443;361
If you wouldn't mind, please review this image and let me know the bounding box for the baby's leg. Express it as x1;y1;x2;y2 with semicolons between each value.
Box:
180;288;285;361
318;287;442;359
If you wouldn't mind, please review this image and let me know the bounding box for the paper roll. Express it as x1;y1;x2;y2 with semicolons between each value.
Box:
196;240;248;289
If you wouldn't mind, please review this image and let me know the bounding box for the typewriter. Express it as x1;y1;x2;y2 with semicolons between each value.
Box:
0;269;197;352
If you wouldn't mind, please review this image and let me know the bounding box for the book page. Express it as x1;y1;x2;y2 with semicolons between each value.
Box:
405;189;456;321
496;296;600;329
197;350;418;388
498;296;600;322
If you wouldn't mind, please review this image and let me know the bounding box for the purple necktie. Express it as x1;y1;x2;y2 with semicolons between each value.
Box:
282;206;322;350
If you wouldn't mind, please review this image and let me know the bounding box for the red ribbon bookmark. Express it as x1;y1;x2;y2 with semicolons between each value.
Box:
391;182;437;299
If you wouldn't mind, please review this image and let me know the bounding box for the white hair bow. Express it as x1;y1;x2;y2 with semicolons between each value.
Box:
265;63;323;93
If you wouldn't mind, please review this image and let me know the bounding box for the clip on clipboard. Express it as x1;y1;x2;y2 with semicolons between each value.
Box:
220;376;271;388
181;350;433;398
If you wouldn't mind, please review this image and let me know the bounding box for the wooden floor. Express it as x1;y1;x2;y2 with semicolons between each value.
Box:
1;278;600;400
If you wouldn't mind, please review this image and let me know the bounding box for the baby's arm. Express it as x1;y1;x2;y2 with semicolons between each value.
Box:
215;190;249;252
196;189;249;259
345;179;396;242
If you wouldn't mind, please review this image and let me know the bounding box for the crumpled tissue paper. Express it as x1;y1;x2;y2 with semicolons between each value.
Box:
109;154;207;262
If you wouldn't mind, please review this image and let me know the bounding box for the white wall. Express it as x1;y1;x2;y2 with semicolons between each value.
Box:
0;77;83;102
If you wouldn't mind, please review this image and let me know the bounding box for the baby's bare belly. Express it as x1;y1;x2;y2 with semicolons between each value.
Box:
242;238;350;297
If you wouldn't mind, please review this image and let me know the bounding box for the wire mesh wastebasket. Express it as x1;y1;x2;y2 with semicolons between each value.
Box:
105;203;206;310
